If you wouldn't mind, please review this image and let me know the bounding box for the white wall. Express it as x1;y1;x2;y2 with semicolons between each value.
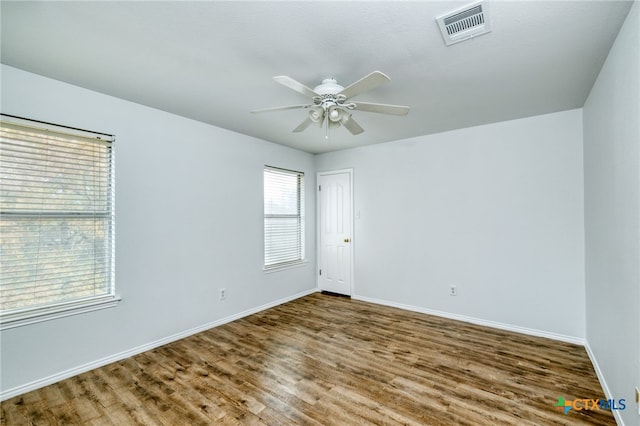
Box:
0;65;317;397
316;109;586;341
583;2;640;425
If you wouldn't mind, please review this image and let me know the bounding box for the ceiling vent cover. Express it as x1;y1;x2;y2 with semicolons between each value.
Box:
436;1;492;46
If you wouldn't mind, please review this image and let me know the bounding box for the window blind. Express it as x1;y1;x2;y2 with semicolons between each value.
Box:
264;166;305;268
0;117;115;321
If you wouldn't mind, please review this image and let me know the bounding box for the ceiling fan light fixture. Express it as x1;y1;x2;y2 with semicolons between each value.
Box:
309;107;324;124
328;119;341;129
328;106;342;122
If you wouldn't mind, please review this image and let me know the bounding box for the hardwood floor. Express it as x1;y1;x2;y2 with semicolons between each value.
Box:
1;293;615;425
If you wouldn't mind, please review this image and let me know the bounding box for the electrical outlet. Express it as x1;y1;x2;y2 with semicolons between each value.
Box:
219;288;226;301
449;285;457;296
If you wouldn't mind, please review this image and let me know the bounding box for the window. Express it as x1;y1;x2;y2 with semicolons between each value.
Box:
264;166;305;269
0;115;117;328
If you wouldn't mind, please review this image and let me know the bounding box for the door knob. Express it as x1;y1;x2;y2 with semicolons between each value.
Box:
344;238;350;243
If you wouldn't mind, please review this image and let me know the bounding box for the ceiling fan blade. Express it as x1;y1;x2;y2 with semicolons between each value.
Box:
273;76;319;98
341;115;364;135
251;104;312;114
352;102;410;116
338;71;390;99
292;117;312;133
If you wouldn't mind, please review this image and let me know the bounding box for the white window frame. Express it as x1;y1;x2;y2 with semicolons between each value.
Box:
263;166;306;271
0;114;119;330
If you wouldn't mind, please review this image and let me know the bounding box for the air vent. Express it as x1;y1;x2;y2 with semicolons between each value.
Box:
436;1;492;46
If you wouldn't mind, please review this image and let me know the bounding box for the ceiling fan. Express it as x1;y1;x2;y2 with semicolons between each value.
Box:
251;71;410;137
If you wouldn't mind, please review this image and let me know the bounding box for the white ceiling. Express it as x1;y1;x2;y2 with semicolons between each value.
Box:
1;1;633;154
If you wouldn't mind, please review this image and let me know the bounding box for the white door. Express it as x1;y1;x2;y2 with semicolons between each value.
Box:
318;170;353;295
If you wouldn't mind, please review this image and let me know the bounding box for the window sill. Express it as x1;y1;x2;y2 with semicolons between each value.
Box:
263;260;309;274
0;295;122;331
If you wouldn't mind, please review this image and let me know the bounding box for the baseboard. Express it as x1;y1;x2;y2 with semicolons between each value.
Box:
0;287;317;402
352;294;585;346
584;341;625;426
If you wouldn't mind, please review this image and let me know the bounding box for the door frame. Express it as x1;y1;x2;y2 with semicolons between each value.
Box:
316;168;354;295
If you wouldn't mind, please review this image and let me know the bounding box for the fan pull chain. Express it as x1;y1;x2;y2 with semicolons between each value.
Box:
325;116;329;140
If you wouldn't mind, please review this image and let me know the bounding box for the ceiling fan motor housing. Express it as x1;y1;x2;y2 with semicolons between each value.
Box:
313;78;344;95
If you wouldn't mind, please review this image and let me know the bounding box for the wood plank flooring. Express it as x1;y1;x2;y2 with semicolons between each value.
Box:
1;293;615;425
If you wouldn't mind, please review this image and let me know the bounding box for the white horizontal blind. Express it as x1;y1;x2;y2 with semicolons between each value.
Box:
264;166;305;268
0;117;115;319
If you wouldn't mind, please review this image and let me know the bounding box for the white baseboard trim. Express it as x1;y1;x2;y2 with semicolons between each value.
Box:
0;288;318;402
584;341;625;426
352;294;585;346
